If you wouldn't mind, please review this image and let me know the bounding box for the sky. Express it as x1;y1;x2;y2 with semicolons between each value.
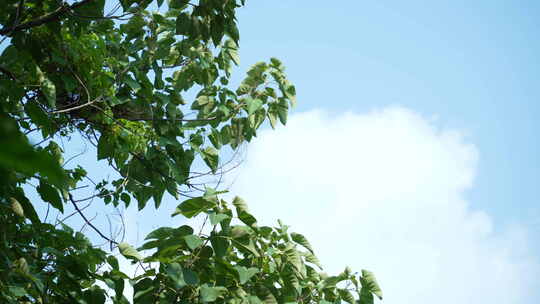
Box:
233;1;540;230
228;108;539;303
228;1;540;302
21;1;540;303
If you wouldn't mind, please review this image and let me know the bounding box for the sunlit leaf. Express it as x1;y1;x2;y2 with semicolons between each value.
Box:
10;197;24;217
118;242;142;261
291;232;314;253
201;147;219;173
361;269;383;300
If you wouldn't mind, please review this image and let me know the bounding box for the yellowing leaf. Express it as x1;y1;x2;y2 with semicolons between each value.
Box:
118;242;142;261
10;197;24;217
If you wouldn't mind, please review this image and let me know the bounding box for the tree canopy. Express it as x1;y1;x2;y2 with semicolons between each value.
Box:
0;0;382;303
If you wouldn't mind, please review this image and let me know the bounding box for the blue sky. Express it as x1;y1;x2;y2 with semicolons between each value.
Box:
225;2;540;302
233;1;540;234
19;1;540;302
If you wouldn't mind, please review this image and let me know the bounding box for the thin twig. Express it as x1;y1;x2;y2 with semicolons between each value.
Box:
50;98;100;114
69;193;118;245
56;201;91;226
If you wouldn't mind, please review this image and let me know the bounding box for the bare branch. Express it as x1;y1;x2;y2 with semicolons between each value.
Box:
50;97;101;114
69;193;118;245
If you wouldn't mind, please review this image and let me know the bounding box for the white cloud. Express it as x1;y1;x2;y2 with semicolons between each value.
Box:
228;107;540;304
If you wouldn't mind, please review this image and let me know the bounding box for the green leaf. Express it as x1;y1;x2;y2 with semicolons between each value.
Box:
290;232;314;253
232;238;259;257
82;286;106;304
169;0;188;9
359;287;374;304
246;98;263;115
234;266;259;284
133;278;155;303
277;99;289;125
338;289;355;304
361;269;383;300
74;0;105;17
165;263;186;289
145;227;174;240
247;295;263;304
184;234;203;250
209;212;230;225
267;109;278;129
119;0;137;10
25;101;53;132
233;196;257;227
121;192;131;206
12;192;39;223
209;129;222;149
226;22;240;43
97;133;115;160
136;186;153;211
201;147;219;173
118;242;142;261
183;268;199;285
270;57;283;69
210;233;229;259
107;256;119;270
8;286;26;297
319;275;342;290
210;17;225;46
176;13;190;35
256;285;278;304
200;284;227;302
306;265;321;283
0;115;66;186
232;196;248;213
303;251;322;269
283;245;303;275
224;40;240;65
230;225;253;239
153;187;164;209
37;181;63;212
172;197;216;218
125;75;141;92
220;125;232;145
42;78;56;107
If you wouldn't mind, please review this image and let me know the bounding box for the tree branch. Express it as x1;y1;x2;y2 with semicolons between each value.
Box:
50;97;101;114
0;65;18;81
69;193;118;245
0;0;94;36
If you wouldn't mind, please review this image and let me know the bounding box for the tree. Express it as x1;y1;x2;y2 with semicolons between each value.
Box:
0;0;382;303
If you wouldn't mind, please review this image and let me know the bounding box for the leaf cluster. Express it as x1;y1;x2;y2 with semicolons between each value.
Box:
0;0;382;303
115;192;384;304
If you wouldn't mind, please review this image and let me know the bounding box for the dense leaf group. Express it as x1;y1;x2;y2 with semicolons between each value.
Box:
0;0;381;303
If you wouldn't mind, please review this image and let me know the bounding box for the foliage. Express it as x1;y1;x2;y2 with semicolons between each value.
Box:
122;191;383;304
0;0;381;303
